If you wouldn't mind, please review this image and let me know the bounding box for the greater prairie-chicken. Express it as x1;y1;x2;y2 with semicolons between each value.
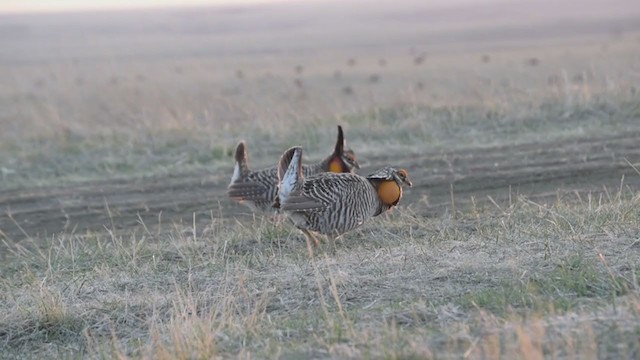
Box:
228;126;359;212
274;146;412;246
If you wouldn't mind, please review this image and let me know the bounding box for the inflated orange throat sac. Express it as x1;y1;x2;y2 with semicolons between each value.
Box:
377;180;402;205
328;158;344;173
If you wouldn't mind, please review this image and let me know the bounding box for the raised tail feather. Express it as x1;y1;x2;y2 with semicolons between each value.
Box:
228;141;265;201
231;141;251;182
274;146;303;208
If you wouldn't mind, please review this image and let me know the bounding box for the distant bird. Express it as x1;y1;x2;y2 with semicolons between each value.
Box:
228;126;359;212
274;146;412;247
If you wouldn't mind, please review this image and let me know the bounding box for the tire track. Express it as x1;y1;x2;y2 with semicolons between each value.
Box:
1;131;639;241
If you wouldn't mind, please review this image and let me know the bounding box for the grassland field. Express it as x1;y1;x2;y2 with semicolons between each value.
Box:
1;0;640;358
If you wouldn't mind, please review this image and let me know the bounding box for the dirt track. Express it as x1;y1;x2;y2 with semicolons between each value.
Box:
1;131;639;242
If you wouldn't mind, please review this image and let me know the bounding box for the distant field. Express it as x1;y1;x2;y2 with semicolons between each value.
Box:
1;0;640;358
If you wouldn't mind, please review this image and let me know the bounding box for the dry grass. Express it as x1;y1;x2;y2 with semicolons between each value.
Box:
1;190;640;358
1;4;640;189
2;1;640;358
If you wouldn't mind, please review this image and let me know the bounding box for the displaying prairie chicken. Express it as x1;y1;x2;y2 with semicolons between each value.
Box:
228;126;359;212
274;146;412;246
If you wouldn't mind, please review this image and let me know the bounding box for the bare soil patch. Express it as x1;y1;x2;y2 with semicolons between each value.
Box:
2;130;638;242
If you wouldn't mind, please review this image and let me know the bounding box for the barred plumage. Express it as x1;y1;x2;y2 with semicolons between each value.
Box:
227;126;359;212
275;146;412;246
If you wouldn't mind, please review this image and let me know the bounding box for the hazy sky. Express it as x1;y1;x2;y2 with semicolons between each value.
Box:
0;0;292;13
0;0;498;14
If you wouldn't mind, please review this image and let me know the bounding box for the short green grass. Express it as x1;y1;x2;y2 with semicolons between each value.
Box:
2;95;638;190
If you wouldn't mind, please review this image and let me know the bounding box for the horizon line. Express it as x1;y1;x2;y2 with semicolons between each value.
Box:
0;0;299;15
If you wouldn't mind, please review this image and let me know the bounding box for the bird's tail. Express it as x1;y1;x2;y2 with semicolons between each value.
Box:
275;146;303;207
230;141;250;184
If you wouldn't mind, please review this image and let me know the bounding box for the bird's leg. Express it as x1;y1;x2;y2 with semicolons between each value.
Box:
327;234;338;254
301;229;319;257
269;210;285;224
